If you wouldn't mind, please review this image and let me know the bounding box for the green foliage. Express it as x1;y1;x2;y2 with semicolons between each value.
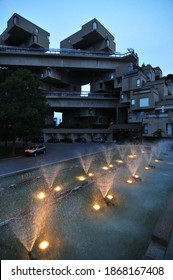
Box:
0;68;48;153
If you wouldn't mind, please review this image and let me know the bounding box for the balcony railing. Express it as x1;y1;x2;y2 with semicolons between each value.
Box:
0;45;137;58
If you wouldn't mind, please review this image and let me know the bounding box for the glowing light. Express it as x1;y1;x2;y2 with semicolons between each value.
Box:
128;154;137;158
116;159;123;163
38;240;49;250
127;179;133;184
37;192;46;200
93;204;101;210
109;164;113;168
102;166;109;170
106;194;113;200
155;159;159;162
54;186;62;192
88;172;93;177
133;174;139;178
77;176;86;181
145;166;150;170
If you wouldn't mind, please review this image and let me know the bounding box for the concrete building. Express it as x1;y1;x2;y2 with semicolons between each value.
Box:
0;13;173;141
0;13;50;48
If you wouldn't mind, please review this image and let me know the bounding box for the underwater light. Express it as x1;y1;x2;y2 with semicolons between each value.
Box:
127;179;133;184
106;194;113;200
38;240;49;250
144;166;150;170
116;159;123;163
54;186;62;192
102;166;109;170
77;176;86;181
37;192;46;200
93;204;101;210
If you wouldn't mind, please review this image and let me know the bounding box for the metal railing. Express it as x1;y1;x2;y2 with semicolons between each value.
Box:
43;91;116;98
0;45;137;58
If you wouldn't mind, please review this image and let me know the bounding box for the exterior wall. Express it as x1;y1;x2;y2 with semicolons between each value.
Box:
60;18;115;52
143;115;173;138
1;13;50;48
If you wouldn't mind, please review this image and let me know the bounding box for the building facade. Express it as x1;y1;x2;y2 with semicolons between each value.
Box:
0;13;173;141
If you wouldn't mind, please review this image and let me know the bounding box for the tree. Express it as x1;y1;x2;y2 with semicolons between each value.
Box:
0;68;48;156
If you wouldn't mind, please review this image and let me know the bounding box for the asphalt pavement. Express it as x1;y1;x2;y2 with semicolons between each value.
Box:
0;142;104;177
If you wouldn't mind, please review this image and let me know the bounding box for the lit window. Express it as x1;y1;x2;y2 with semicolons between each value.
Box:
92;22;97;30
136;79;141;87
109;73;114;79
139;97;149;107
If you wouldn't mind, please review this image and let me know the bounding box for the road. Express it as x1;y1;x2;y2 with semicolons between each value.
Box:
0;142;106;177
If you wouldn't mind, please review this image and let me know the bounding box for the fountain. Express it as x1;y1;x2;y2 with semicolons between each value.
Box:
125;151;142;181
10;202;49;258
0;140;173;260
78;153;93;175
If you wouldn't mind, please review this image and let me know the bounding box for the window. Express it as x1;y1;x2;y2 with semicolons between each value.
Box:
35;28;39;34
139;97;149;107
99;82;103;89
106;39;110;47
128;65;132;72
166;123;172;136
13;16;19;24
168;85;172;94
92;22;97;30
109;73;114;79
136;78;141;87
120;94;124;101
143;123;148;134
146;72;152;81
33;35;38;43
131;99;135;107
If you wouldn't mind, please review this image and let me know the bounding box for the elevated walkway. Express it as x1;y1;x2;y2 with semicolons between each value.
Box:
44;91;117;108
0;46;138;69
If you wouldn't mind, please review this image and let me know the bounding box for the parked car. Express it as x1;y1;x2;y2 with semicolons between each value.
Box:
75;137;87;143
31;136;44;143
47;137;59;143
60;137;73;143
92;137;105;143
25;144;46;156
